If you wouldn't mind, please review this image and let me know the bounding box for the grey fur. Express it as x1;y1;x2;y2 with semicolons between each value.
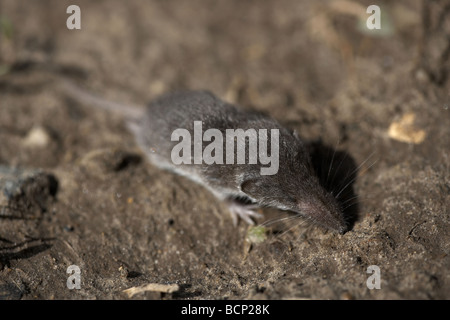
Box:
63;85;347;233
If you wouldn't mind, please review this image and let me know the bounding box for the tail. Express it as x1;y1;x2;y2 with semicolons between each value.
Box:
60;80;143;120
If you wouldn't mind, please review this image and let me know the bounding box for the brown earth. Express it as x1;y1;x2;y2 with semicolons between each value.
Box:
0;0;449;299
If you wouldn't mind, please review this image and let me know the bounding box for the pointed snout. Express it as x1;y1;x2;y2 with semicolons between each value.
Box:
297;195;347;234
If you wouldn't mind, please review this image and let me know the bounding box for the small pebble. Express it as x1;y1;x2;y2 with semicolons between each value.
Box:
23;126;50;148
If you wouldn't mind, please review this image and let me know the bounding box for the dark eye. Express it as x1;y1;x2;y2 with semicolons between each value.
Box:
287;196;296;204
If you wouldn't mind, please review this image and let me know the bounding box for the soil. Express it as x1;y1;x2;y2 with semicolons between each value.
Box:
0;0;449;300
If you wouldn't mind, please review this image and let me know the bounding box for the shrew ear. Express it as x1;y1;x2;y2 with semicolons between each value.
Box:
240;178;261;200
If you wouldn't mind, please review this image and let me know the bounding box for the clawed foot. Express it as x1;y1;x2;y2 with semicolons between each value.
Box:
227;201;263;226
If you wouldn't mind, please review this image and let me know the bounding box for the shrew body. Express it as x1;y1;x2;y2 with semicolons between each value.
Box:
64;84;347;233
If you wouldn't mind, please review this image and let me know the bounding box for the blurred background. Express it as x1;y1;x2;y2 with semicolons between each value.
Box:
0;0;448;300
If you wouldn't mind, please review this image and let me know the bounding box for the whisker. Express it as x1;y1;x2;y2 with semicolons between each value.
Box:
341;200;360;211
329;146;349;188
339;194;360;206
277;216;309;238
260;213;301;227
335;154;378;199
326;138;341;187
340;192;380;206
294;222;312;242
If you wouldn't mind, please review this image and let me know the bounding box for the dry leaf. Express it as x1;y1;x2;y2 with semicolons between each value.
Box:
388;112;426;144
